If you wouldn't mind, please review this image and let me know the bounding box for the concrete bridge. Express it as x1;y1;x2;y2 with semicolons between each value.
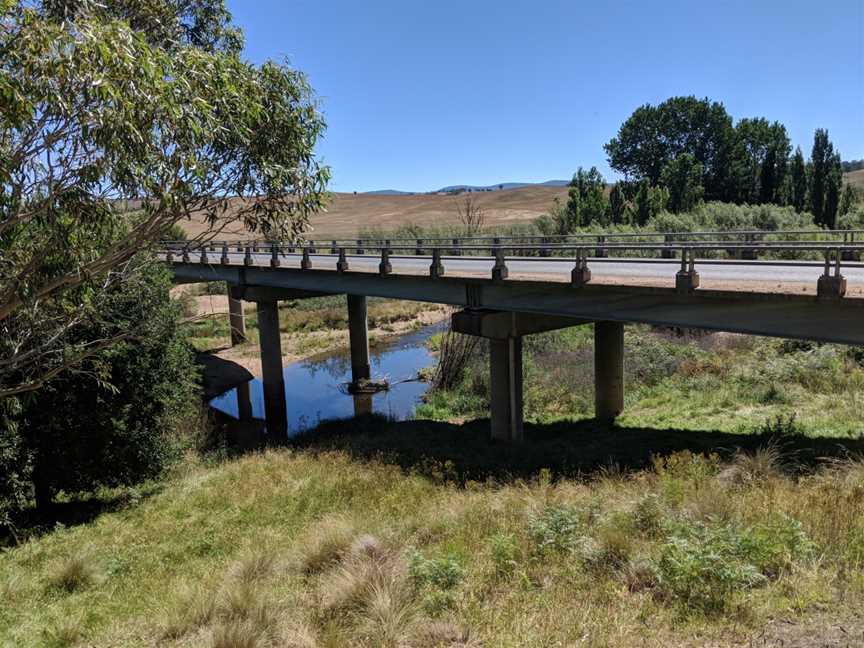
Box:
164;232;864;441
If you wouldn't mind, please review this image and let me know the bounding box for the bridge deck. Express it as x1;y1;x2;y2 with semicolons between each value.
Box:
169;253;864;345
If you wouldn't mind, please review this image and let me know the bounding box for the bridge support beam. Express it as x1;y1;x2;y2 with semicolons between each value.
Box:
256;299;288;436
347;294;371;385
594;321;624;422
228;286;247;346
452;309;591;442
490;337;523;442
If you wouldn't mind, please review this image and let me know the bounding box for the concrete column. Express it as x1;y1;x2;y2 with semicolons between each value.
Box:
347;294;371;384
236;380;253;421
256;300;287;436
227;285;247;346
490;337;523;442
594;321;624;422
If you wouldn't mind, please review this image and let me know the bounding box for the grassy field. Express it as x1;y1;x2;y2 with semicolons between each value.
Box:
181;185;568;241
180;173;863;241
2;320;864;646
1;423;863;647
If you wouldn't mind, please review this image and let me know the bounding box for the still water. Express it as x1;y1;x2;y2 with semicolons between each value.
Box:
209;324;442;435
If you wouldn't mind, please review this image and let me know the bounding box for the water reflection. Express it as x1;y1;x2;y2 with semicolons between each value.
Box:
209;324;442;436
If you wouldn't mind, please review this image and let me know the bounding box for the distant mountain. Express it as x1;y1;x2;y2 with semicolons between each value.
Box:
435;179;570;193
363;189;416;196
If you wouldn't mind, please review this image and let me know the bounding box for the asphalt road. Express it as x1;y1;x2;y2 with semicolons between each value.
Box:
207;251;864;287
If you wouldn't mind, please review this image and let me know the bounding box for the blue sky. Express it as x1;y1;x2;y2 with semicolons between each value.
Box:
228;0;863;193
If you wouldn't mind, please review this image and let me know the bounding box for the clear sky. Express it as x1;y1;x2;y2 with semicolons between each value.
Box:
227;0;863;193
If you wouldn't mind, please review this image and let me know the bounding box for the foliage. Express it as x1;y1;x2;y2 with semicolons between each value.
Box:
627;180;668;226
0;0;328;397
660;153;704;213
809;129;843;228
528;505;584;554
3;259;199;517
605;96;734;201
789;147;808;212
655;514;813;612
566;166;610;227
729;118;790;205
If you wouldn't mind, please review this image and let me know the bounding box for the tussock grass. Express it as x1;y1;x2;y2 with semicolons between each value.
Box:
46;554;97;593
3;444;864;646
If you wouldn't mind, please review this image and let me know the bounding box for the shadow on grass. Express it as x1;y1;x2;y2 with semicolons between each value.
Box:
3;483;165;547
288;414;864;484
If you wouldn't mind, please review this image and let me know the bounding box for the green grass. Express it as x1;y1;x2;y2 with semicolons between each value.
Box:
2;433;864;646
185;294;441;353
419;326;864;439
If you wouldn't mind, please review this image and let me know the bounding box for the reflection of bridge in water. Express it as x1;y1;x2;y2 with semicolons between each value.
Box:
164;230;864;442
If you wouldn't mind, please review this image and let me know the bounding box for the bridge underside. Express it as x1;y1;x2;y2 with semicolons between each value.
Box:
174;263;864;442
173;263;864;345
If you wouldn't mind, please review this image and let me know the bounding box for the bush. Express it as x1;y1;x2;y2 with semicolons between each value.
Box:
528;505;584;554
8;259;199;513
655;514;813;613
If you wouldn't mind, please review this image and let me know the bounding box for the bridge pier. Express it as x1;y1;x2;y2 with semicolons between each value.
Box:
255;299;288;436
594;321;624;422
490;337;524;442
347;294;371;385
227;286;247;345
452;309;590;442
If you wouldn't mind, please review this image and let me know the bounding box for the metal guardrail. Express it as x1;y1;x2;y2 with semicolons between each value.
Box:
158;230;863;300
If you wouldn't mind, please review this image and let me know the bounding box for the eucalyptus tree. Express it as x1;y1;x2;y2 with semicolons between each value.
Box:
0;0;329;397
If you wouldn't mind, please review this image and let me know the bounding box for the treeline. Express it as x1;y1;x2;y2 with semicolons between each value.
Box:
548;97;858;233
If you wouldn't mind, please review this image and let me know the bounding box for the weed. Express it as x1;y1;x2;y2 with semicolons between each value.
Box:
528;505;583;554
487;533;520;578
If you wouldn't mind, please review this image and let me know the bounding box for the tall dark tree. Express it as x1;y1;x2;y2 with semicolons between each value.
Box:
728;118;790;204
605;96;734;201
660;154;704;213
608;182;627;224
566;167;609;227
789;147;808;212
627;180;667;226
839;184;859;219
809;129;842;227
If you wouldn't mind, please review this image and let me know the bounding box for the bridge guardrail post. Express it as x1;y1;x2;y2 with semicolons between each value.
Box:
741;233;758;260
661;234;675;259
429;248;444;278
415;239;424;255
492;247;508;281
675;248;700;293
301;247;312;270
595;235;608;258
244;246;253;266
270;244;280;268
841;232;860;261
571;248;592;287
331;240;338;255
356;239;365;255
337;248;349;273
817;249;846;299
165;248;174;263
199;246;209;264
220;244;230;265
379;246;392;276
452;238;461;256
182;246;190;263
308;240;317;254
540;237;550;257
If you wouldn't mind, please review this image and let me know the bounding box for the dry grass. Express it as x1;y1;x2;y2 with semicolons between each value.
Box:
180;186;568;240
3;445;864;647
46;554;97;593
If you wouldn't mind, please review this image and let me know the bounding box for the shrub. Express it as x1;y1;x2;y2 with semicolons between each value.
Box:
528;505;584;554
408;552;464;591
655;514;813;612
10;259;200;511
487;533;520;578
655;522;766;612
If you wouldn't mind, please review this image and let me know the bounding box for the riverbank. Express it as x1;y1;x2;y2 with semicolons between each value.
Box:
176;286;449;390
